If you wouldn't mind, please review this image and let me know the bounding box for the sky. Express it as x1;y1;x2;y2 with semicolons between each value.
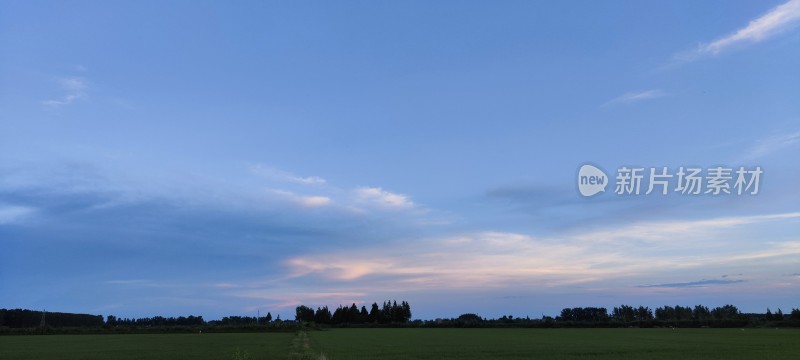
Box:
1;0;799;321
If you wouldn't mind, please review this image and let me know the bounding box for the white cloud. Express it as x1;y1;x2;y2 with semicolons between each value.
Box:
250;164;326;185
287;258;390;281
603;89;665;107
354;187;414;209
283;231;632;290
294;176;326;185
573;212;800;244
281;212;800;292
297;196;331;207
743;130;800;160
42;76;88;107
684;0;800;59
0;205;35;225
272;190;331;208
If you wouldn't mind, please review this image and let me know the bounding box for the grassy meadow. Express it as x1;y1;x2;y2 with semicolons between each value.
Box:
310;328;800;359
1;328;799;359
0;332;294;360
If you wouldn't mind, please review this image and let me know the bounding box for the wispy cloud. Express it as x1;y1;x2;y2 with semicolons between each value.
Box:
249;166;426;212
250;164;326;185
0;205;35;225
637;279;745;288
602;89;665;107
287;258;390;281
743;130;800;160
678;0;800;61
272;190;331;208
42;76;88;107
354;187;414;209
280;212;800;293
572;212;800;244
283;231;602;291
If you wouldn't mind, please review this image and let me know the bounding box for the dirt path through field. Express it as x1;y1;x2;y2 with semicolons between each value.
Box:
289;331;327;360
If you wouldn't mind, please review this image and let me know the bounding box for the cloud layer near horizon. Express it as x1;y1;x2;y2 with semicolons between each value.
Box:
2;159;798;318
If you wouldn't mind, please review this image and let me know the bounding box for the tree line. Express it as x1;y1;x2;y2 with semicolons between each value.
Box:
105;315;205;327
0;309;103;328
295;300;412;325
423;305;800;328
554;304;750;326
209;314;274;326
3;303;800;330
558;304;745;323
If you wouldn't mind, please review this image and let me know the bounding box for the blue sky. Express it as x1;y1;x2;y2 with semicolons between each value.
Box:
1;0;799;320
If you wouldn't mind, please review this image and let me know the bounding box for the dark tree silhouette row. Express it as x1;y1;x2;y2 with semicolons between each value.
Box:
559;304;744;322
208;314;274;326
425;305;800;328
3;304;800;330
0;309;102;328
295;300;411;325
557;304;746;324
105;315;205;327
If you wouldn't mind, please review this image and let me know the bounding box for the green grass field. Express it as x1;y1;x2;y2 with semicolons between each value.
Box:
0;332;294;360
1;328;799;359
310;328;800;359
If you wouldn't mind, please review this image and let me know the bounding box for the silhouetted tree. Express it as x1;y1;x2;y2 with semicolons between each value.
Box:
314;307;331;324
711;304;740;320
402;301;412;322
693;305;711;320
369;303;380;323
295;305;315;322
612;305;635;322
636;306;653;321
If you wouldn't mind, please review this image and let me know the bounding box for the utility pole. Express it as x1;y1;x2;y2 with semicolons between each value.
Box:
40;310;46;328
